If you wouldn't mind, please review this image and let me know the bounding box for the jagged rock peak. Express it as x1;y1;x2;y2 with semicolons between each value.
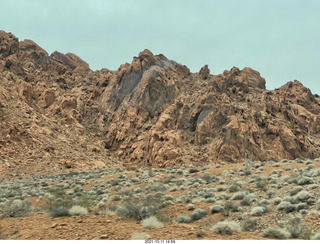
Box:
0;31;19;59
199;64;210;79
50;51;90;70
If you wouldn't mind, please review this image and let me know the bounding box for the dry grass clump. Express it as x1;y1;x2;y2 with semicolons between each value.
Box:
69;205;88;216
142;216;163;229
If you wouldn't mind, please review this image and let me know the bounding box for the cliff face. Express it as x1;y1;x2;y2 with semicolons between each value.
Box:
0;30;320;175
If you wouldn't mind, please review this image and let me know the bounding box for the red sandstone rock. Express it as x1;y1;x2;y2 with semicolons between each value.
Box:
0;30;319;176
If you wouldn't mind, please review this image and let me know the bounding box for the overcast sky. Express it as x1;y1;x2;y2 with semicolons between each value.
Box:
1;0;319;94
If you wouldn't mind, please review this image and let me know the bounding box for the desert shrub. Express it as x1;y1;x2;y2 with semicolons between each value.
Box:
284;165;291;171
205;198;215;203
223;202;241;216
211;221;241;235
307;184;319;190
290;186;303;196
243;218;258;231
0;199;32;217
311;233;320;240
50;206;70;218
255;178;267;191
142;216;163;229
228;185;240;193
164;195;173;201
231;191;247;200
117;189;164;221
69;205;88;216
273;197;282;205
258;199;270;206
45;187;95;211
296;191;311;202
285;217;305;238
210;205;223;214
201;173;212;183
251;206;267;216
297;177;314;185
186;204;194;210
216;185;226;192
160;200;174;208
175;196;192;203
190;208;208;221
131;232;150;240
216;193;230;200
111;196;121;201
177;169;184;175
284;196;298;204
189;168;199;174
277;202;296;213
297;203;308;211
265;190;275;199
240;193;256;206
176;213;191;223
262;226;291;239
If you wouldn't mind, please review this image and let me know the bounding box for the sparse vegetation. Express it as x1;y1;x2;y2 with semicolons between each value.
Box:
0;156;319;240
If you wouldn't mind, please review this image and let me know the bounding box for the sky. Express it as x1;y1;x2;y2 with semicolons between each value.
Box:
0;0;319;94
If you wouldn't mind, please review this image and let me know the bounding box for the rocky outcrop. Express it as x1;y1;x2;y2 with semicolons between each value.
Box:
0;30;320;175
199;64;210;80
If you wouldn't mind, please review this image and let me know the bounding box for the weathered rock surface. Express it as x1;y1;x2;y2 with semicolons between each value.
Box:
0;30;320;175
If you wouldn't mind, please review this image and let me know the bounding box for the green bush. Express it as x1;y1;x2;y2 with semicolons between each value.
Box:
186;204;194;210
297;177;313;185
117;189;164;221
0;199;32;217
243;218;258;231
210;205;223;214
176;213;191;223
190;208;208;221
50;206;70;218
285;217;305;238
250;206;267;216
261;226;291;239
240;193;256;206
211;221;241;235
277;202;296;213
296;191;311;202
290;186;303;196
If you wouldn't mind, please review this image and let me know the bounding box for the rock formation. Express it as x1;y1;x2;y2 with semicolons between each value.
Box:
0;30;320;176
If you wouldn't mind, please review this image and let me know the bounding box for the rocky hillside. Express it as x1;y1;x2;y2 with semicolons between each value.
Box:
0;30;320;176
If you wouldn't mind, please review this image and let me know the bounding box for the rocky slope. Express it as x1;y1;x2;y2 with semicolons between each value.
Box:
0;30;320;176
